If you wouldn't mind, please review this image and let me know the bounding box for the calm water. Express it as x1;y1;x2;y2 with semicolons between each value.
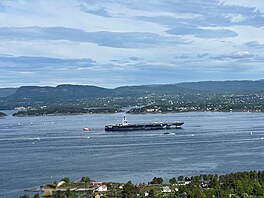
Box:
1;111;264;197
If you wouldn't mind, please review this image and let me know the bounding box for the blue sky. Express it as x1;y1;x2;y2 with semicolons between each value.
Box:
0;0;264;88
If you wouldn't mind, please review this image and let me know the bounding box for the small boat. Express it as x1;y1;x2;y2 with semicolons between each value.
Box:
83;127;90;131
164;132;175;135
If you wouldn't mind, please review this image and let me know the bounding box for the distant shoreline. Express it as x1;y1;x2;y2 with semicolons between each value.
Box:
11;108;263;117
12;107;123;117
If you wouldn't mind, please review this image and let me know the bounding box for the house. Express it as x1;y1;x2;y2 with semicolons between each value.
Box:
201;180;210;188
97;185;107;192
162;186;171;193
184;180;191;185
91;182;103;187
178;177;192;185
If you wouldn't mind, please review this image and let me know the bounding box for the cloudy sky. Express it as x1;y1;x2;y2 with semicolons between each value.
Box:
0;0;264;88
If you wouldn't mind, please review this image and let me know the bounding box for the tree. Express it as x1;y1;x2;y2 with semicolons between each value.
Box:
19;195;29;198
234;180;244;196
210;175;219;188
122;181;138;198
169;177;177;185
253;182;264;196
151;177;163;184
33;194;40;198
178;176;185;182
80;177;91;183
61;177;70;184
148;189;155;198
157;177;163;184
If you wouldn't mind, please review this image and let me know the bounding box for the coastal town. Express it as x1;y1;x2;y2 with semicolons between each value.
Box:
21;170;264;198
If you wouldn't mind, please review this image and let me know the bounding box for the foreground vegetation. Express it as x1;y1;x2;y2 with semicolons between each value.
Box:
20;170;264;198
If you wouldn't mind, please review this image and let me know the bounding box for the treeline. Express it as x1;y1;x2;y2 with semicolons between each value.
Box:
121;171;264;198
179;170;264;198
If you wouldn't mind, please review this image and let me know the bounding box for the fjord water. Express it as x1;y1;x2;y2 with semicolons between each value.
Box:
1;111;264;197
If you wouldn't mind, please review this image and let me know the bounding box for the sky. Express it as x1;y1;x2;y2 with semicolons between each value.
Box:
0;0;264;88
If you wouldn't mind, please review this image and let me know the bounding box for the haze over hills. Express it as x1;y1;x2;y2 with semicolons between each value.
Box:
0;80;264;110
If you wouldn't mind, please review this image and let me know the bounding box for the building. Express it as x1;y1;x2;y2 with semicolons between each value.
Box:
162;186;171;193
97;185;107;192
91;182;103;187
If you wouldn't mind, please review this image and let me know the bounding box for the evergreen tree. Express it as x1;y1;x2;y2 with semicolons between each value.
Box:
122;181;138;198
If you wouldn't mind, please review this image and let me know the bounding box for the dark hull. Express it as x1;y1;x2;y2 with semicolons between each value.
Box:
105;122;184;131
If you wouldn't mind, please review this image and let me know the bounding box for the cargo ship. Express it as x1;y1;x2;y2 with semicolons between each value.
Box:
105;116;184;131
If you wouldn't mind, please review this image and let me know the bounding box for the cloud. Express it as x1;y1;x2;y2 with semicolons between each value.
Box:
0;55;96;72
0;27;186;49
219;0;264;13
0;55;95;65
167;27;238;38
212;51;255;61
79;3;111;17
244;41;264;48
135;1;264;29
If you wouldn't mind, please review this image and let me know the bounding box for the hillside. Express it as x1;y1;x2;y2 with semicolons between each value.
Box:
1;80;264;110
0;88;17;97
114;84;193;96
0;85;114;108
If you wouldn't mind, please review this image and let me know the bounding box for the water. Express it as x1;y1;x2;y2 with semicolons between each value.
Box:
1;111;264;197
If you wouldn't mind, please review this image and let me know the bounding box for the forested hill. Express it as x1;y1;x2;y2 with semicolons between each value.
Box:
0;88;17;98
13;84;113;100
0;85;114;108
1;80;264;109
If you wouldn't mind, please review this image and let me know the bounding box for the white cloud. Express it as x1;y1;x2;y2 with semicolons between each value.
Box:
0;0;167;34
229;25;264;45
219;0;264;12
224;14;248;23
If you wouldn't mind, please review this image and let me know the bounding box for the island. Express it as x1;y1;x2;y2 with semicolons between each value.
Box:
21;170;264;198
12;106;122;117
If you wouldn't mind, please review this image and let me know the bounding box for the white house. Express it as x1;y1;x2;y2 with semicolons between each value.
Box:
97;185;107;192
162;186;171;193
